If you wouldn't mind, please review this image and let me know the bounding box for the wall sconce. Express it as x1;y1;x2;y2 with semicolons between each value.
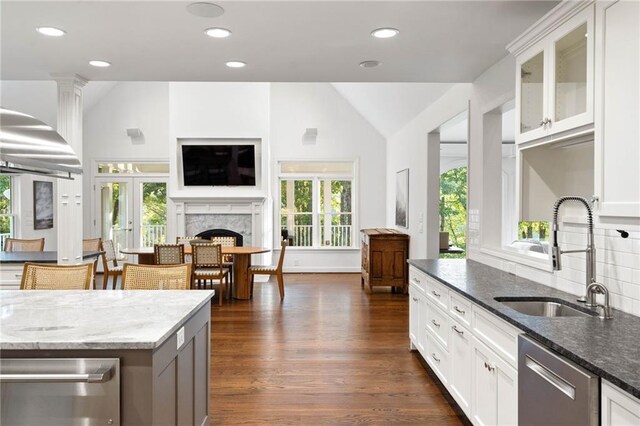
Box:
303;128;318;145
126;128;144;144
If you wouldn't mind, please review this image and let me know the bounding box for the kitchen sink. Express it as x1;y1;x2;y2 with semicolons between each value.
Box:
494;297;596;318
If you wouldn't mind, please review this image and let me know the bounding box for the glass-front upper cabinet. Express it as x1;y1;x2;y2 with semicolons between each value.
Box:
514;5;594;144
554;23;588;123
518;50;546;141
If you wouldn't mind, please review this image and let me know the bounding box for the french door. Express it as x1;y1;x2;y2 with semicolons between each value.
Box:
95;177;168;258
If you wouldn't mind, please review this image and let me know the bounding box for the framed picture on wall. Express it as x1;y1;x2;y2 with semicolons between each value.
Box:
33;181;54;230
395;168;409;228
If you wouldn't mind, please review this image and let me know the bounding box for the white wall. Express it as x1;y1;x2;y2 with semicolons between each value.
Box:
385;84;472;259
82;82;171;237
13;175;58;250
1;81;58;129
270;83;387;272
168;83;271;200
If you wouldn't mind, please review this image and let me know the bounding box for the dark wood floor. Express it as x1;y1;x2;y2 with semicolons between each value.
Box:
209;273;466;424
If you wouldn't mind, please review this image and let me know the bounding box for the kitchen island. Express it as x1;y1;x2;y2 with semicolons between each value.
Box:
0;289;214;425
0;250;103;289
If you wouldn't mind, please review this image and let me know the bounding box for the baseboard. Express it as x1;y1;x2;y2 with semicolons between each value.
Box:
282;266;360;273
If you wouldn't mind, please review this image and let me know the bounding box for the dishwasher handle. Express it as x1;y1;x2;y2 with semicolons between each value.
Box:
525;355;576;400
0;366;113;383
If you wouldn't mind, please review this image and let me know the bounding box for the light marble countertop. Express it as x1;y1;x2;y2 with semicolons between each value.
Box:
0;290;214;350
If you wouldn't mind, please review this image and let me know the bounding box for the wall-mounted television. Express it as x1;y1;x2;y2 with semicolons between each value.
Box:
181;144;256;186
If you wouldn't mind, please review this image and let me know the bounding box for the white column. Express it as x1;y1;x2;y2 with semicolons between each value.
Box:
53;74;87;264
426;132;441;259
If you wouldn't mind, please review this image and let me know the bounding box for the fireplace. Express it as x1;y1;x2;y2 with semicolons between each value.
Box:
196;229;244;246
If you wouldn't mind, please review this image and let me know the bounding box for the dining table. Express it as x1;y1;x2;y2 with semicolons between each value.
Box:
120;245;271;300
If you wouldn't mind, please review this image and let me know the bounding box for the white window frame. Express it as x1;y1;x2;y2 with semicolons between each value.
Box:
0;175;17;247
275;159;359;250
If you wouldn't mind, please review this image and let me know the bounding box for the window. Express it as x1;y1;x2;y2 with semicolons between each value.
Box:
278;161;356;248
0;175;15;249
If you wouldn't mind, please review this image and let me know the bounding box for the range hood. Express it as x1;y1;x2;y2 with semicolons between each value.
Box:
0;107;82;179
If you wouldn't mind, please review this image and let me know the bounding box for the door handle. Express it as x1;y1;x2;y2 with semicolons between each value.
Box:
525;355;576;400
0;366;113;383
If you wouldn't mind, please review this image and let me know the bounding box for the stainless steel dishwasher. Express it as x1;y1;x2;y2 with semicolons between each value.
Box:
519;335;599;426
0;358;120;425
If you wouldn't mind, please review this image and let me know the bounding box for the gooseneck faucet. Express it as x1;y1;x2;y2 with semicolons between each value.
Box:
551;196;596;303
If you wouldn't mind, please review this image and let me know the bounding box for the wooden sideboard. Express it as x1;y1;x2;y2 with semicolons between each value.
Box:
360;228;409;294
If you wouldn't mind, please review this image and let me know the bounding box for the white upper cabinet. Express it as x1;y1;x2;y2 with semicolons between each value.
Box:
594;0;640;218
510;2;595;144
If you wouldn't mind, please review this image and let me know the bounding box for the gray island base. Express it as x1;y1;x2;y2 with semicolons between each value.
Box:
0;290;214;426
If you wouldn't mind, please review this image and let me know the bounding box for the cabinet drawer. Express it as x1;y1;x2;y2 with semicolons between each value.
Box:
425;331;449;386
472;305;521;368
409;267;428;294
426;301;450;350
0;265;23;290
425;277;449;311
449;292;472;328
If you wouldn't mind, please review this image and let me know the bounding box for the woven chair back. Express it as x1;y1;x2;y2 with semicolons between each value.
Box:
176;236;199;246
210;236;236;263
121;263;191;290
82;238;102;252
102;240;118;262
5;238;45;252
192;243;223;268
20;262;93;290
154;244;185;265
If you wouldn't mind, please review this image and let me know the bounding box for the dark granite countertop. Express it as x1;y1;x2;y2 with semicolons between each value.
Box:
408;259;640;399
0;251;103;264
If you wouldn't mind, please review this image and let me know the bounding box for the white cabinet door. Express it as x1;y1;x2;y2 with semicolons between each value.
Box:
594;0;640;218
602;380;640;426
471;336;518;426
409;285;426;354
409;285;420;348
449;319;472;417
472;336;497;426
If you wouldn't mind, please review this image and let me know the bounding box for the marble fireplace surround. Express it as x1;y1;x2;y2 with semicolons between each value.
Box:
174;199;265;249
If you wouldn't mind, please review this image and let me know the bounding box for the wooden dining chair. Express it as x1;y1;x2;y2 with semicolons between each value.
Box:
82;237;102;289
154;244;185;265
4;237;45;252
176;236;199;263
210;236;236;284
191;243;230;306
121;263;191;290
249;240;287;301
20;262;93;290
101;239;123;290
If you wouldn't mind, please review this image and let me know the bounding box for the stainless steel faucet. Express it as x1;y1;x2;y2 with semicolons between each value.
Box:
551;196;596;303
586;282;613;319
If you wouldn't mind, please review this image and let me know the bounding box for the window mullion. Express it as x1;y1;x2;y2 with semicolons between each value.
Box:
312;177;319;248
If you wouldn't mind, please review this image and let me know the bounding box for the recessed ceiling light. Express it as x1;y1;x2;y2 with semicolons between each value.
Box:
187;2;224;18
360;60;382;68
36;27;66;37
226;61;246;68
205;28;231;38
371;28;399;39
89;60;111;67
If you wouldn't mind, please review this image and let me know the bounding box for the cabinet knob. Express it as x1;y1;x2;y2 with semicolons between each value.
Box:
431;290;441;298
452;325;464;335
431;319;441;328
431;353;440;363
453;306;465;315
412;297;419;302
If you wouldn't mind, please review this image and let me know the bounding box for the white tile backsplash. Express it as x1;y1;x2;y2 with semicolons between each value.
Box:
554;222;640;316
